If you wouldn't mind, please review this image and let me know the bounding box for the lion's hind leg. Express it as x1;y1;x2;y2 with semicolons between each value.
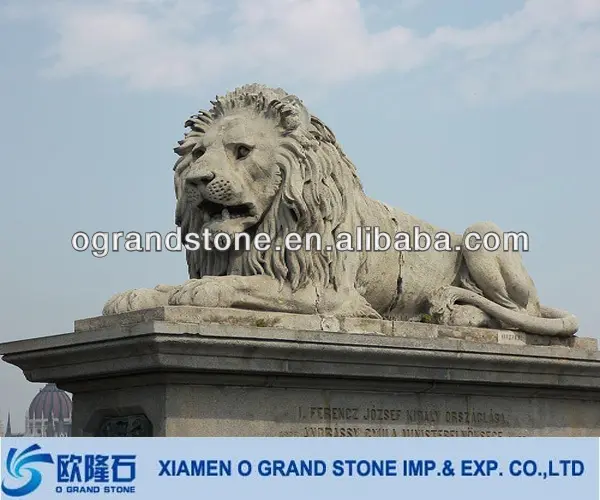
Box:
460;221;539;315
425;221;540;330
427;222;577;335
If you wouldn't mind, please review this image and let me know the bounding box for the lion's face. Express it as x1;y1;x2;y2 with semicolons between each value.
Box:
182;110;283;235
174;84;362;288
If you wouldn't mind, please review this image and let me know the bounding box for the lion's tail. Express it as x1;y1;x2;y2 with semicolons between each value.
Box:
452;288;579;337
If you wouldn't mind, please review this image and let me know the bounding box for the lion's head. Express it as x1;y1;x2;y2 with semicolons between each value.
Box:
173;83;365;291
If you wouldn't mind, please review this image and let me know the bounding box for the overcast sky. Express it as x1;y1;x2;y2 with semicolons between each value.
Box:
1;0;599;432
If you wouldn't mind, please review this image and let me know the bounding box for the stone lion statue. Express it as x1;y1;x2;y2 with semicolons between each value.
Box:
103;83;578;337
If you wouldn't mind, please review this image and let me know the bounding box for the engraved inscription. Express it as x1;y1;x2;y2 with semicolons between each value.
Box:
290;405;510;437
294;427;504;437
498;332;527;344
297;406;509;425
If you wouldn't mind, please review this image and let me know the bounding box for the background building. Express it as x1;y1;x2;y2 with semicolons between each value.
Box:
2;383;72;437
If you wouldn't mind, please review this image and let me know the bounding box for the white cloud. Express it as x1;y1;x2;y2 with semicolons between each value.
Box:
4;0;600;99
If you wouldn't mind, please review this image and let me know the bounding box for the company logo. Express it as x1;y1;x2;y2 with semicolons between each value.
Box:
1;444;55;497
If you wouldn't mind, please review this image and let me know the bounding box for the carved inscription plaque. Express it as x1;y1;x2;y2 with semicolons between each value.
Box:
278;405;510;437
96;415;153;437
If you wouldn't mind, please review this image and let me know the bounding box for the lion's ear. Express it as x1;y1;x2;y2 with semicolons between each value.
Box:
280;95;311;129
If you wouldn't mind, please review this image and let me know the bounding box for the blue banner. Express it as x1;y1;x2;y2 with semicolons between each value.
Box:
1;438;597;499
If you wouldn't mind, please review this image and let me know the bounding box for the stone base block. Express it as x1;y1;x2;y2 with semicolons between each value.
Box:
1;307;599;437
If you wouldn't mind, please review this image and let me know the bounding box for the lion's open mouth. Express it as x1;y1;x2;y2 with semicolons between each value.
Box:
198;200;255;221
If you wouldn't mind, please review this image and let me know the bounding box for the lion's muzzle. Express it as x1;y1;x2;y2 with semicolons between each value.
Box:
204;178;235;204
186;169;236;205
184;169;257;229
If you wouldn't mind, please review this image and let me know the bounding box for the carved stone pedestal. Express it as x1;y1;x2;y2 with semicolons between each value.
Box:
1;306;600;437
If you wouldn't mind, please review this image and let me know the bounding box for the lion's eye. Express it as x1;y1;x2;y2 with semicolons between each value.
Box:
235;145;252;160
192;147;206;160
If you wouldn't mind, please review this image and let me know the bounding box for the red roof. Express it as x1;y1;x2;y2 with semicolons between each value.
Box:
28;383;72;420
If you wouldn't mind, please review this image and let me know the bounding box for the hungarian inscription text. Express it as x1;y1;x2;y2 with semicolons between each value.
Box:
285;405;510;438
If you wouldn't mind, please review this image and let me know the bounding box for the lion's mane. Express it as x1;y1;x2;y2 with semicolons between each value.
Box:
172;84;367;292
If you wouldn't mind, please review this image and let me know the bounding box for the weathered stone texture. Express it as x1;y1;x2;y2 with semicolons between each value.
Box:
1;308;598;437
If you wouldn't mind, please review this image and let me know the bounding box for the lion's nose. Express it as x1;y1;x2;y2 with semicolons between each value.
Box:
186;170;215;187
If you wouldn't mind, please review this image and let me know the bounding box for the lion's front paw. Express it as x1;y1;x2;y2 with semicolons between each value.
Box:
316;288;382;319
102;287;170;315
355;302;383;320
168;278;235;308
